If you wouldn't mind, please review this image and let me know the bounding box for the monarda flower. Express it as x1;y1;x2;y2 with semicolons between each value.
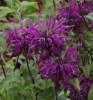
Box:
4;25;33;57
80;1;93;15
59;2;82;34
59;1;93;34
29;17;70;59
4;28;23;56
4;16;69;58
38;44;80;85
69;74;93;100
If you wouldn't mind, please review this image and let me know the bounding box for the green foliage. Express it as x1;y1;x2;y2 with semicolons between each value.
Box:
0;0;93;100
82;65;91;77
70;78;80;90
58;91;70;100
0;7;14;19
86;12;93;21
88;85;93;100
0;34;8;53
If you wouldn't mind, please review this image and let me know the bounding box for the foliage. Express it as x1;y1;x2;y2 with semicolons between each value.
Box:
0;0;93;100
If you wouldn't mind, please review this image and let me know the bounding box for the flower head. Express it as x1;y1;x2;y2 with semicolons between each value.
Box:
59;1;93;34
69;74;93;100
38;44;80;84
4;23;35;57
30;17;70;58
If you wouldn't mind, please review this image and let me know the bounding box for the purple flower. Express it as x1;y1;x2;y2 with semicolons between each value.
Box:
38;44;80;84
79;1;93;15
4;24;34;57
4;28;23;56
59;1;93;34
4;17;70;59
59;2;82;34
69;74;93;100
29;17;69;58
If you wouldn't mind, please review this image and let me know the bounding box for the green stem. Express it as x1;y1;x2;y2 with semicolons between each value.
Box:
77;1;92;32
26;58;35;84
1;62;6;78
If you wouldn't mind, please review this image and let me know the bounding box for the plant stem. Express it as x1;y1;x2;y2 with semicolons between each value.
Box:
36;93;39;100
26;58;39;100
65;0;68;2
36;0;42;12
77;2;92;32
84;0;86;2
52;0;56;9
55;91;58;100
54;84;58;100
26;59;39;100
1;62;6;78
26;58;35;84
14;55;19;71
76;39;83;72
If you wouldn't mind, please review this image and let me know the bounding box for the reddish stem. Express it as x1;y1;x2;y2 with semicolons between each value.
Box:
36;0;42;12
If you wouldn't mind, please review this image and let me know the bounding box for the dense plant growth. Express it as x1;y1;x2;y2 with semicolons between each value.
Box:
0;0;93;100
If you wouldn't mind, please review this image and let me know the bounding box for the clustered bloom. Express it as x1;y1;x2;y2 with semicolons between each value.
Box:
39;44;80;84
4;26;32;57
59;1;93;34
4;0;93;100
29;17;69;58
4;16;80;86
69;74;93;100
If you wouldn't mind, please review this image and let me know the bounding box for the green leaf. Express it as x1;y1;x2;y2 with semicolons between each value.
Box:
21;1;37;8
0;47;4;54
11;0;21;9
70;78;80;90
14;69;21;77
34;79;46;90
19;1;37;13
4;0;13;7
0;7;14;18
42;0;53;9
88;84;93;100
0;24;6;30
58;91;70;100
2;75;22;89
0;34;8;53
39;87;55;100
86;12;93;21
82;65;90;77
0;88;6;98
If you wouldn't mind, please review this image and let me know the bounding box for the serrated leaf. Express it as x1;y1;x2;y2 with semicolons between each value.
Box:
42;0;53;9
20;1;37;12
39;87;55;100
21;1;37;8
58;91;70;100
70;78;80;90
0;7;15;18
34;79;46;90
86;12;93;21
82;65;90;77
2;76;22;89
0;88;6;98
88;84;93;100
0;47;4;53
0;34;8;52
11;0;21;9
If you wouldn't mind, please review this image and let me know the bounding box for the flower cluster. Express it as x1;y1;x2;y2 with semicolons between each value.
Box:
59;1;93;34
4;0;93;100
4;26;32;57
4;16;80;86
39;44;80;84
69;74;93;100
